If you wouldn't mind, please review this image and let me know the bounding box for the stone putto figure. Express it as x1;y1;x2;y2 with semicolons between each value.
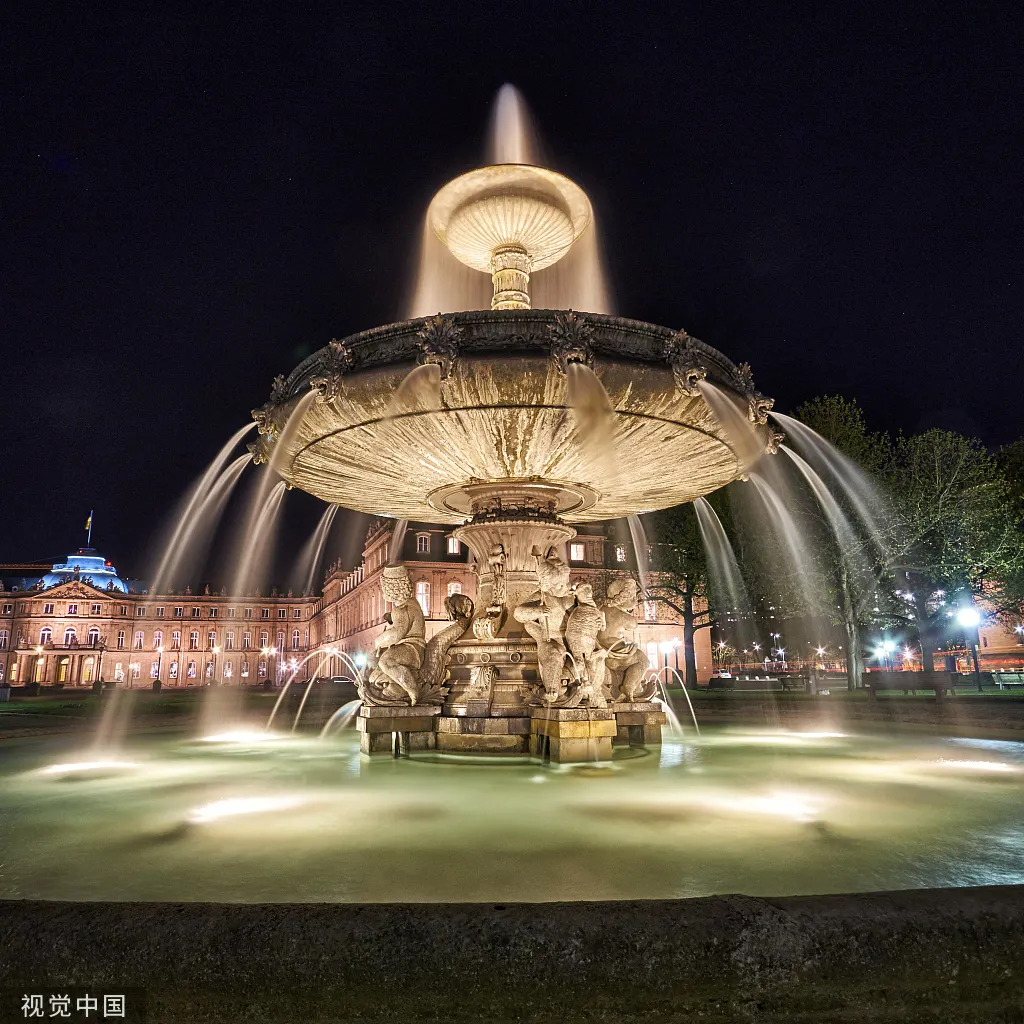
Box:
598;578;656;702
513;548;576;703
564;583;609;707
360;565;426;706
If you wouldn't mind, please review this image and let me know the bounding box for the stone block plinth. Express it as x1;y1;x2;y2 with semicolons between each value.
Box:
611;701;667;747
529;707;616;763
357;705;441;755
435;714;529;754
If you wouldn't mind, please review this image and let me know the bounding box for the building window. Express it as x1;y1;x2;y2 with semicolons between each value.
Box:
118;605;128;616
277;608;286;619
258;660;267;677
227;608;236;618
569;543;585;562
192;607;201;618
241;660;249;678
134;631;144;649
205;661;214;678
276;632;284;651
153;630;163;649
114;662;125;682
415;581;430;616
187;660;197;679
43;603;54;614
207;630;217;648
0;629;7;650
171;631;181;650
136;607;145;617
243;632;251;649
88;627;100;647
169;662;178;680
8;663;16;682
0;603;10;615
189;631;199;651
224;661;233;679
226;631;235;651
260;631;269;648
646;641;659;668
150;662;159;679
0;663;4;681
261;608;270;619
447;536;460;555
291;629;300;650
447;581;462;596
615;544;626;563
242;608;252;619
293;608;302;619
644;601;657;622
130;662;141;680
416;534;429;554
209;608;217;618
40;627;52;645
155;607;164;618
116;630;125;649
173;607;184;618
67;604;78;616
64;627;76;646
91;603;102;615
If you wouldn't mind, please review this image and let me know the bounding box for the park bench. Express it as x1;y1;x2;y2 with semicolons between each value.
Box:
863;671;956;700
993;671;1024;690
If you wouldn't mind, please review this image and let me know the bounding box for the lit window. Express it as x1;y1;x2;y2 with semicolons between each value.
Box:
0;630;7;650
88;627;100;647
224;661;233;679
447;581;462;596
64;627;76;646
187;660;197;678
644;601;657;621
241;660;249;677
150;662;159;679
205;661;214;678
134;631;144;650
226;631;235;651
447;536;460;555
569;543;585;562
43;603;54;614
169;662;178;680
615;545;626;563
40;627;52;645
258;660;267;677
292;629;300;649
415;581;430;616
416;534;430;554
189;631;199;651
130;662;141;680
91;604;101;615
114;662;125;681
67;604;78;615
646;642;658;668
116;630;125;649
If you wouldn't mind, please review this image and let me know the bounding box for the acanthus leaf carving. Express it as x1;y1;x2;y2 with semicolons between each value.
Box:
664;329;708;398
310;339;355;403
548;311;595;374
416;314;462;380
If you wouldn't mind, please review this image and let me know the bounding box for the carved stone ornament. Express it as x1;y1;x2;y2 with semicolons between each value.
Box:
465;663;498;701
733;361;756;393
309;339;355;403
250;402;279;438
270;375;289;402
664;329;708;398
765;427;785;455
747;392;775;425
548;311;595;374
598;578;657;702
472;544;507;640
247;435;274;466
416;314;462;379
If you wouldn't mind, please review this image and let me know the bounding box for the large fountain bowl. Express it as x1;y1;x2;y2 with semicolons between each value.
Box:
258;310;769;523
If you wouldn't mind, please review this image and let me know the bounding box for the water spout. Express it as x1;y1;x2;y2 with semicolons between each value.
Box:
488;83;540;166
389;519;409;565
698;381;764;471
294;504;339;595
693;497;751;620
627;514;650;594
320;699;363;739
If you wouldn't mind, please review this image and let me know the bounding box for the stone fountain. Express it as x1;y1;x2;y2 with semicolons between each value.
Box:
252;159;776;760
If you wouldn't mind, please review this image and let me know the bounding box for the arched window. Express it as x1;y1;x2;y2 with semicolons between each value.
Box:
169;662;178;679
291;629;300;650
259;630;269;648
83;657;95;682
241;660;250;677
189;631;199;650
447;581;462;596
224;660;233;679
646;641;658;669
0;629;7;650
153;630;163;650
40;627;52;645
416;533;430;553
134;630;144;649
276;631;284;651
187;660;197;678
88;627;100;647
415;581;430;616
63;627;76;646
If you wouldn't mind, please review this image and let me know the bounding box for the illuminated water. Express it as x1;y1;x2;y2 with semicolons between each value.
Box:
1;728;1021;903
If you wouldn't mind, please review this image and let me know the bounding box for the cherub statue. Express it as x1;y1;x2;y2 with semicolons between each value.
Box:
598;578;656;702
513;547;576;702
360;565;426;705
565;583;609;707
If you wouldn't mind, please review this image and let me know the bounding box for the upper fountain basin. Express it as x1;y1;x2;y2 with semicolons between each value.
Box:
255;310;770;524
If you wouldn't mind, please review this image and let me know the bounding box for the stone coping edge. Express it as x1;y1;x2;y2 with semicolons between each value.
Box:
1;886;1023;1022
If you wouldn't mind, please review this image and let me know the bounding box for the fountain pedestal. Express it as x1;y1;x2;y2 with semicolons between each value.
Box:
529;707;616;763
611;702;667;747
357;705;441;755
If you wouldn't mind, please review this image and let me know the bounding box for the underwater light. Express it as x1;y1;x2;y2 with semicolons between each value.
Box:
40;760;137;775
200;730;278;744
188;795;306;823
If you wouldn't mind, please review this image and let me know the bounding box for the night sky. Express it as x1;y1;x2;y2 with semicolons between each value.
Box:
2;3;1021;578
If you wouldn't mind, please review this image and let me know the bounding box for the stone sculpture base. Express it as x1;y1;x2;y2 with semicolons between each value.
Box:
529;707;616;763
357;705;441;755
611;702;667;747
436;715;530;754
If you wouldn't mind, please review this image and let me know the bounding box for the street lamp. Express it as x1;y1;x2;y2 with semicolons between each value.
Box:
212;645;220;684
957;606;983;691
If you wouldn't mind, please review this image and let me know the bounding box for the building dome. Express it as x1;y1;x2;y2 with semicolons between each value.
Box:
40;548;128;593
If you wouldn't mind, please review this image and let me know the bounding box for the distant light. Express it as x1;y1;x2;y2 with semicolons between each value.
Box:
354;653;367;668
189;795;305;823
815;646;826;657
881;640;895;654
957;608;981;628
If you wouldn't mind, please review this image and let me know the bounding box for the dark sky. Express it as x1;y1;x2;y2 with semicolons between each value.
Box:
2;2;1021;575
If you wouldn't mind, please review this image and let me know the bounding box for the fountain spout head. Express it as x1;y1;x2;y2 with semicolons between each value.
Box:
428;164;592;310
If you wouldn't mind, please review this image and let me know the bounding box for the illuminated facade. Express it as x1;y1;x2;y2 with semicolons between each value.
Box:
0;525;710;687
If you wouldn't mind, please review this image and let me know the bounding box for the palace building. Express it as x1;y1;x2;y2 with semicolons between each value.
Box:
0;525;711;688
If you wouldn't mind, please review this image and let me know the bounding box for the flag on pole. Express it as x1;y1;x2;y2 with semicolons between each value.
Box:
85;510;94;545
85;513;92;532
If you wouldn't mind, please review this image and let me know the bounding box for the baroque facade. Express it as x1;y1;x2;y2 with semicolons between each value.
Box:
0;525;711;688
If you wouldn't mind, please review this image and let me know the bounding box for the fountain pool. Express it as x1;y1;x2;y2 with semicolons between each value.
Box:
2;728;1021;903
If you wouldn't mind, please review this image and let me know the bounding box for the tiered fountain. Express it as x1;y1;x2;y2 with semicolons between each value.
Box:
251;154;777;760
